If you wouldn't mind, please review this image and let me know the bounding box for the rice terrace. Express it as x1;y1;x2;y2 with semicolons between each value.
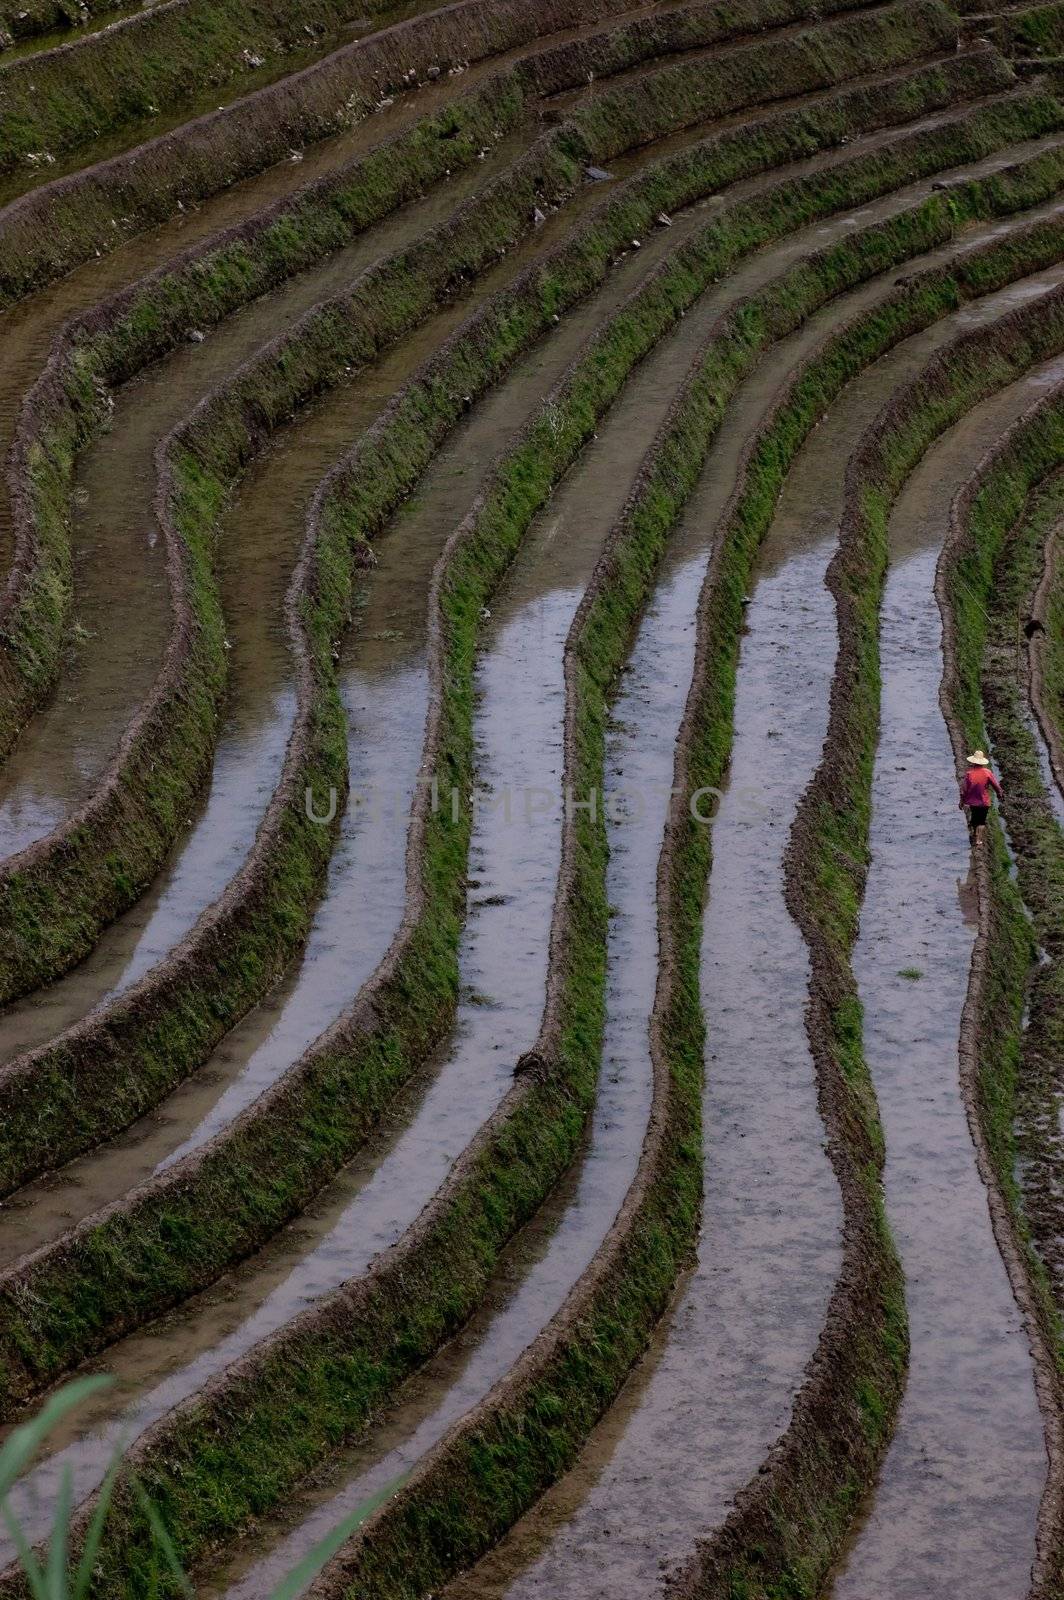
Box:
5;0;1064;1592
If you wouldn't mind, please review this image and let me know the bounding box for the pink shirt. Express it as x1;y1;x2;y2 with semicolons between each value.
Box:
960;766;1002;807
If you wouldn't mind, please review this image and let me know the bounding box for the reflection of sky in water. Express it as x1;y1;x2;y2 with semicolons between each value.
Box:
107;688;298;1001
156;665;423;1167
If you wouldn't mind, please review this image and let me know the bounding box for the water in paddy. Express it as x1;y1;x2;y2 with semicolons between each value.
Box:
0;98;787;1243
5;102;1064;1584
0;0;687;569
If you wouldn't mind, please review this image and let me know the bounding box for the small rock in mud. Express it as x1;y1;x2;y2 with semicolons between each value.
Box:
533;207;546;225
188;329;206;344
514;1050;549;1079
584;165;614;182
426;63;441;79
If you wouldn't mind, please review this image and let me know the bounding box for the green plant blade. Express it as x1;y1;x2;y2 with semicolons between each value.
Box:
44;1465;72;1600
1;1504;48;1600
0;1377;112;1500
267;1476;407;1600
72;1455;123;1600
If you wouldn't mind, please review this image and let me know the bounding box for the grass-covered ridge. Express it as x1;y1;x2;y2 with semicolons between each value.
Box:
0;0;451;178
0;55;1022;1189
0;0;928;300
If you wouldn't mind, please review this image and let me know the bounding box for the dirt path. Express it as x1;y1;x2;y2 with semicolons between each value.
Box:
827;350;1064;1600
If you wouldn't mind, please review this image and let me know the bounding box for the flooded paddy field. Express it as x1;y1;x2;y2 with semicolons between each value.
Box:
4;0;1064;1596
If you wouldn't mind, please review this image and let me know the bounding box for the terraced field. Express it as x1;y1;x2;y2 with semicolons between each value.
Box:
4;0;1064;1594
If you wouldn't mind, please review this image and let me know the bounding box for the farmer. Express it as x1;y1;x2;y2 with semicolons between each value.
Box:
959;748;1002;844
